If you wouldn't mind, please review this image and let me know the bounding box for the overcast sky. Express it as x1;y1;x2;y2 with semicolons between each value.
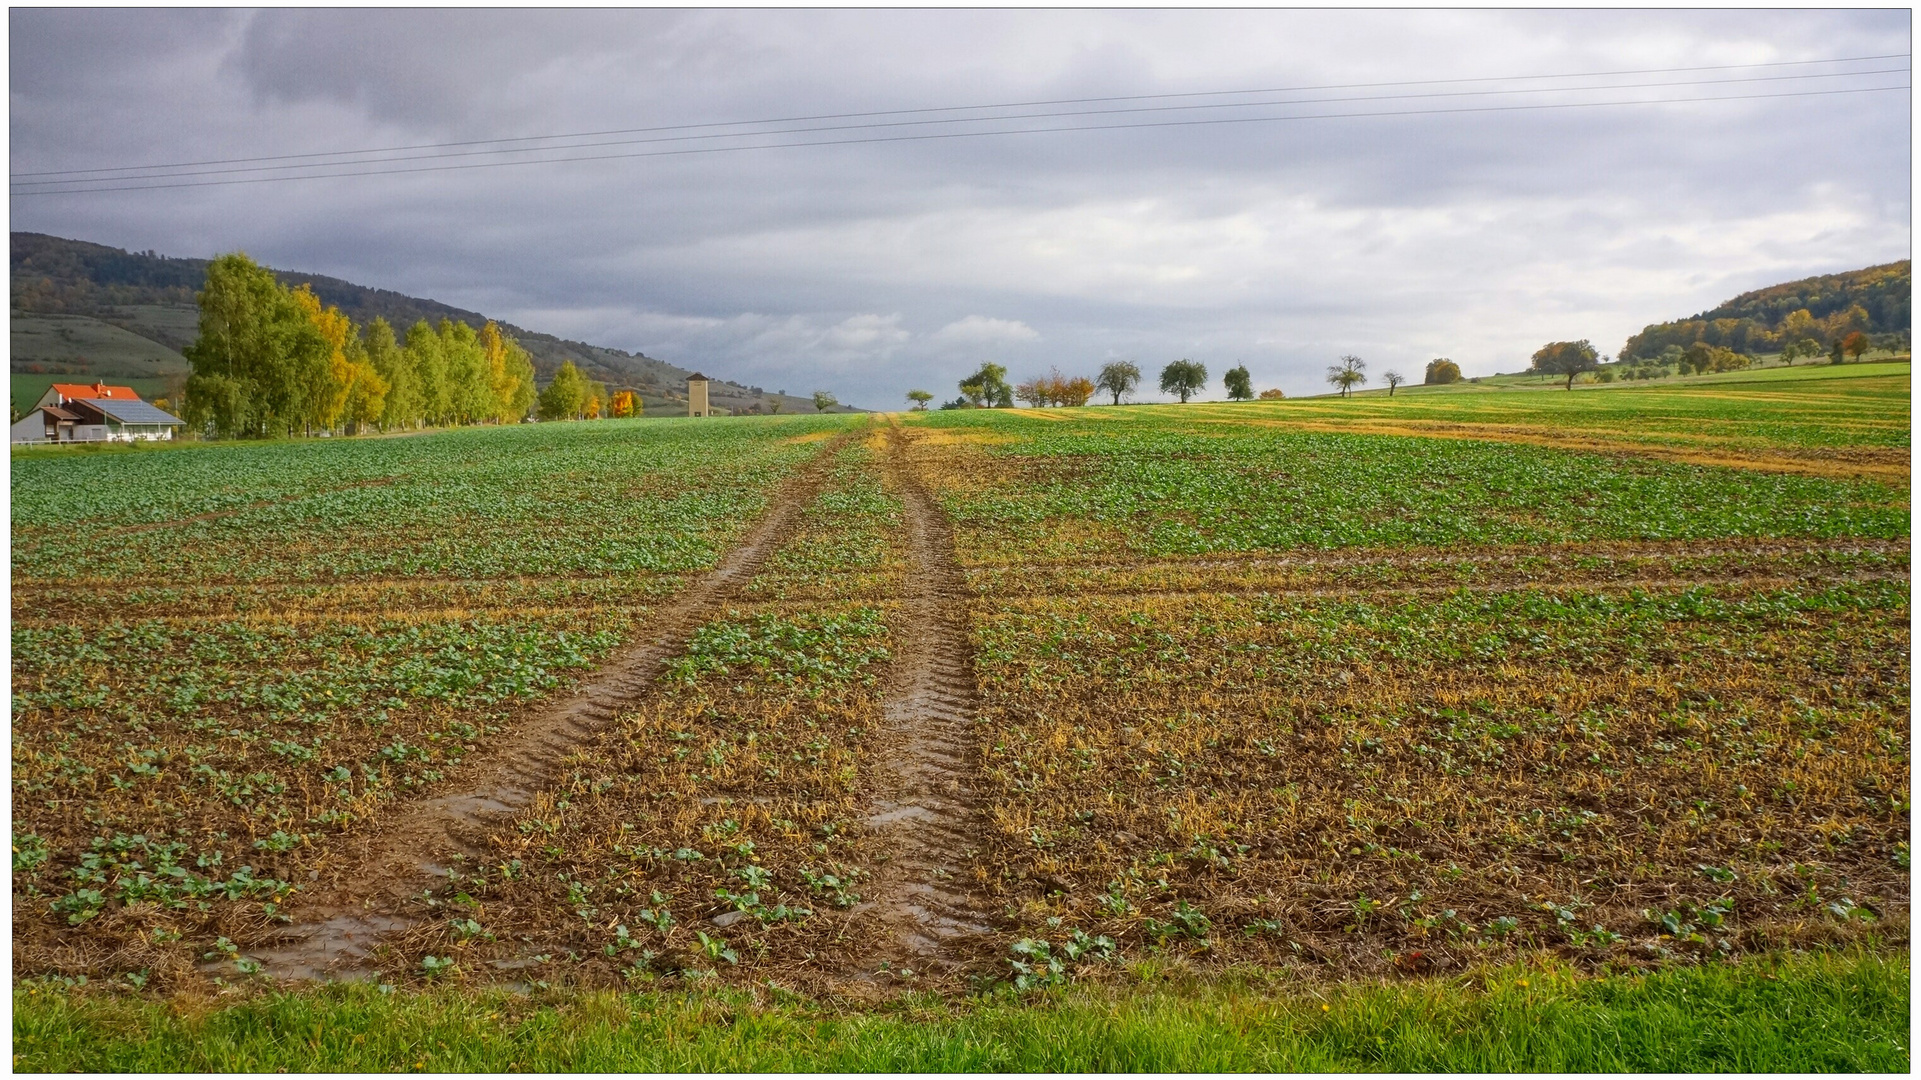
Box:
10;8;1911;407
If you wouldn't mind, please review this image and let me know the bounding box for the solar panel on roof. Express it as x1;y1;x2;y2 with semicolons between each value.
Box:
90;399;184;425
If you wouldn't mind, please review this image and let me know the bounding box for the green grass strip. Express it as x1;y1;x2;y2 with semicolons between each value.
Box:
15;950;1907;1072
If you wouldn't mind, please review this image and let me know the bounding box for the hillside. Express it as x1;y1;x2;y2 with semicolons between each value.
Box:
9;233;829;416
1619;260;1911;361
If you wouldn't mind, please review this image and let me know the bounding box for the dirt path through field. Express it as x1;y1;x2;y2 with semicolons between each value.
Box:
853;423;994;980
249;428;857;981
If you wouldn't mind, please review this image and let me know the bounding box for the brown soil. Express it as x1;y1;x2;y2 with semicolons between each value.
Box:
852;423;994;979
246;431;856;980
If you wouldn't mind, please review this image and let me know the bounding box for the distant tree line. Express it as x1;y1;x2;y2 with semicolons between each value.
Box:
917;358;1282;409
1619;261;1910;363
183;252;556;438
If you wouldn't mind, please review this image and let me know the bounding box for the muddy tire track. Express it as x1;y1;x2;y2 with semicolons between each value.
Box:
249;430;856;980
854;424;995;978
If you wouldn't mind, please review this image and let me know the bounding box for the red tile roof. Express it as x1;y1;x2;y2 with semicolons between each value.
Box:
50;382;141;401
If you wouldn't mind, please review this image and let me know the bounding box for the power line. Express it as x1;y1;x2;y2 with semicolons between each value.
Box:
11;51;1907;181
12;66;1906;190
13;82;1906;197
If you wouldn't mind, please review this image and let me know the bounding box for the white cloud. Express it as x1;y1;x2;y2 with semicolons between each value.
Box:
930;315;1040;345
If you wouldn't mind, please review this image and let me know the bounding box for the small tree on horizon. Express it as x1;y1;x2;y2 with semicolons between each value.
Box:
1014;373;1051;407
1531;340;1599;389
1326;355;1366;397
812;390;839;413
1096;361;1142;405
1223;364;1254;401
906;389;933;410
1423;358;1462;385
1160;359;1207;403
1383;370;1405;396
959;363;1013;408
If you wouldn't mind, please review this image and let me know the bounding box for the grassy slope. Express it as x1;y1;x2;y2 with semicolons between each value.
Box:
1113;361;1912;454
1421;354;1906;392
1411;351;1910;394
15;951;1907;1072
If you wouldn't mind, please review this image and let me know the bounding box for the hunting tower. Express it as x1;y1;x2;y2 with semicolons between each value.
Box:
686;373;712;417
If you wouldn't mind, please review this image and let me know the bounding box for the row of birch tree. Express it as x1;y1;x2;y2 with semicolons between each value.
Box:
183;252;541;438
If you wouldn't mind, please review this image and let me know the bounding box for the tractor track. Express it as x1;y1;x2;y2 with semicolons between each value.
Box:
247;430;856;981
852;424;995;979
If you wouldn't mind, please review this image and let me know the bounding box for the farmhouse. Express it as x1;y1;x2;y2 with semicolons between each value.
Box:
10;382;184;444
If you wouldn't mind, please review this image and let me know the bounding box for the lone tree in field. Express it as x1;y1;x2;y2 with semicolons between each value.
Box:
1842;331;1870;363
1531;340;1598;389
1223;364;1254;401
1325;355;1366;397
1160;359;1207;403
1423;358;1462;384
812;390;838;412
1096;361;1142;405
1382;370;1405;396
906;389;933;410
959;362;1013;408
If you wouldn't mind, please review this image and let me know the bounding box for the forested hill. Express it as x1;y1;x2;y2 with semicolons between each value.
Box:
9;232;805;412
1620;260;1911;361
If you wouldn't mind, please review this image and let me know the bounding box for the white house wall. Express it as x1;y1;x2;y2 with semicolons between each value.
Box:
10;411;50;444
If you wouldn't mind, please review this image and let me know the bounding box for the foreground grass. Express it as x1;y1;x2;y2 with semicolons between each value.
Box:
15;950;1907;1072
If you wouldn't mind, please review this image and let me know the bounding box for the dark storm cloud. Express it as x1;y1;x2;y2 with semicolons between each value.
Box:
10;9;1910;406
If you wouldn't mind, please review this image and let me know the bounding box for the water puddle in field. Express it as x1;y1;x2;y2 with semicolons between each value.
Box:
238;911;413;982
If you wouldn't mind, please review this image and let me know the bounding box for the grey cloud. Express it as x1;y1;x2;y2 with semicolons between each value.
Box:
10;9;1909;407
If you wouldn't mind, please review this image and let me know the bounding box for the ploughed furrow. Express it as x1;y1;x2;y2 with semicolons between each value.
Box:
249;430;854;981
857;424;994;972
979;571;1912;605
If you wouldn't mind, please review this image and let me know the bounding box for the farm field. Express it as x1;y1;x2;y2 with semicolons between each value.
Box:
12;373;1909;1068
12;415;859;983
1416;351;1910;394
1212;361;1911;480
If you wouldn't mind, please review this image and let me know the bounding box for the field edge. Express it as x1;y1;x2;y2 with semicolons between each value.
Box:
13;947;1909;1072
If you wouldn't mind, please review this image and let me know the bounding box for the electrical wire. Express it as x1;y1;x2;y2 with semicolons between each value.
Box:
12;50;1906;181
12;65;1908;191
13;78;1907;196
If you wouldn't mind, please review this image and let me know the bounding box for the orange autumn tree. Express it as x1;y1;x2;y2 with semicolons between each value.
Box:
290;284;384;432
479;321;538;423
1015;368;1096;407
610;390;637;418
